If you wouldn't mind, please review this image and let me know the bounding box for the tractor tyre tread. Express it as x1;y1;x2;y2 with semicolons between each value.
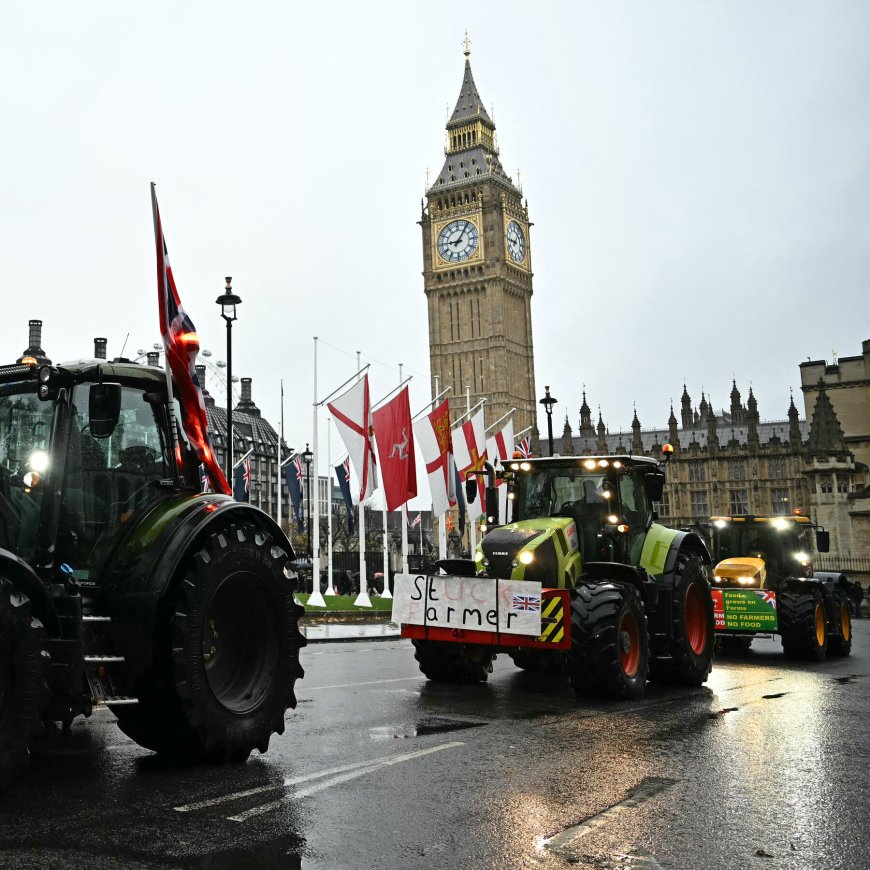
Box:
779;589;826;661
412;640;495;683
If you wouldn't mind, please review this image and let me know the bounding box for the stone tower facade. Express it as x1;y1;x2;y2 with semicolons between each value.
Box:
420;44;536;434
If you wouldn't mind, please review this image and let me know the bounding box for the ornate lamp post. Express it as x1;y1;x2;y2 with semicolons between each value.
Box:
215;277;242;480
539;385;558;456
302;443;313;560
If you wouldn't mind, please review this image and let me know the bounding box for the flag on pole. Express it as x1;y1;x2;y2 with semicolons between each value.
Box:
335;457;356;534
282;455;305;531
327;374;378;502
410;512;421;528
200;464;212;493
515;435;532;458
233;456;250;502
413;398;456;517
151;184;230;495
486;418;514;523
452;407;487;521
372;385;417;512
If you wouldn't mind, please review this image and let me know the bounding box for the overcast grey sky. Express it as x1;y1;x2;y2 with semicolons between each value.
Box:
2;2;868;497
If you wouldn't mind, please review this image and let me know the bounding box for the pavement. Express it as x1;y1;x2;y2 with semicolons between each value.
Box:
301;620;400;641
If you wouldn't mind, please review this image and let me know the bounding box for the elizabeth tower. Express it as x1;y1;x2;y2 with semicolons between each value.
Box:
421;42;537;435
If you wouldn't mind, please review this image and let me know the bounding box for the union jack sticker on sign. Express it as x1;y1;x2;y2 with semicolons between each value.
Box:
512;594;541;613
755;590;777;608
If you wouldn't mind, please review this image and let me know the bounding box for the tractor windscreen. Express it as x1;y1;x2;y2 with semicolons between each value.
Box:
713;520;812;580
0;388;53;560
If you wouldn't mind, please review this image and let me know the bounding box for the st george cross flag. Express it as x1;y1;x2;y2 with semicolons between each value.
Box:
515;435;532;459
452;408;487;521
334;457;356;534
372;386;417;511
413;398;456;517
233;457;250;502
151;184;229;495
282;455;305;531
327;375;378;503
486;417;514;523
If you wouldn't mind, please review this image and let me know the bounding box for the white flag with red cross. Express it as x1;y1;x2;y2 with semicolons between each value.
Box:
486;417;514;522
452;407;487;521
327;374;378;503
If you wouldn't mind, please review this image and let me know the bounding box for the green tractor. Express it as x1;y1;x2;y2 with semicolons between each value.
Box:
710;514;851;660
399;452;715;700
0;357;305;788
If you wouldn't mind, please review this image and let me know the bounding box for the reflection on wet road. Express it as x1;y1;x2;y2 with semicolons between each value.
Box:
1;626;868;868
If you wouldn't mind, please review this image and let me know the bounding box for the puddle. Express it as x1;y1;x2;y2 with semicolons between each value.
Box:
833;675;861;684
369;718;486;741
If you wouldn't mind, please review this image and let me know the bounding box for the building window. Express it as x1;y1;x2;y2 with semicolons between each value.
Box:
728;461;746;481
690;491;708;516
653;493;670;518
729;489;749;515
837;479;849;494
689;462;706;483
771;488;790;515
769;457;787;479
819;475;833;494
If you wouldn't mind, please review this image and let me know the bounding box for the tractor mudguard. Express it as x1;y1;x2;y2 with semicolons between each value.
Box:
582;562;659;612
98;494;294;692
0;548;60;635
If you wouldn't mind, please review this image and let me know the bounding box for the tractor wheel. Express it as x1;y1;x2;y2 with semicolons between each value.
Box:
114;524;305;761
650;554;714;685
0;577;48;791
412;640;495;683
508;649;565;674
567;582;649;701
780;589;827;661
828;592;852;658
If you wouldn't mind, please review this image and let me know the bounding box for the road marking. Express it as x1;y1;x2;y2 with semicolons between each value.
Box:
543;777;677;858
226;741;464;823
174;741;463;815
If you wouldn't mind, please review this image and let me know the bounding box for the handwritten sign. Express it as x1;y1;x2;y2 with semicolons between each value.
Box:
391;574;542;637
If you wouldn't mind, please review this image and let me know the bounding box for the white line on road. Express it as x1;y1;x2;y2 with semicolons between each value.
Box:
303;675;424;691
174;741;464;814
227;741;465;823
543;777;677;857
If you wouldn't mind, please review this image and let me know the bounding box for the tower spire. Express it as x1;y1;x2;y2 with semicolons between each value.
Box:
462;30;471;58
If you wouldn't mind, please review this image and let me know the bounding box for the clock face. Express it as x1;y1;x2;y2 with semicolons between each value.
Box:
437;220;479;263
506;220;526;263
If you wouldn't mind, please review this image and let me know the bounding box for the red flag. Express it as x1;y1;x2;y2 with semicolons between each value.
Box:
151;185;230;495
372;386;417;511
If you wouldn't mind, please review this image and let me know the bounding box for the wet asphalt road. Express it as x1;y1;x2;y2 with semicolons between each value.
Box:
1;624;869;870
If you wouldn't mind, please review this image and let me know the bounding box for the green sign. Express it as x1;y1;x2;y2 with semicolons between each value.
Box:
713;589;779;632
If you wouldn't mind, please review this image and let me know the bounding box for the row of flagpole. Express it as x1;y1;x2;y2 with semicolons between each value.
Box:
148;184;533;614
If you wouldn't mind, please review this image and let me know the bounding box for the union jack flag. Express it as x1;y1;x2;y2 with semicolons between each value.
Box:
151;184;229;495
200;464;212;493
512;594;541;613
515;436;532;459
410;512;421;528
243;456;251;494
295;454;305;485
756;590;777;608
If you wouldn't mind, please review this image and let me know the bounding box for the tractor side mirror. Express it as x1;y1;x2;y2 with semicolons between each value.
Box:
643;471;665;503
89;382;122;438
816;529;830;553
465;477;478;503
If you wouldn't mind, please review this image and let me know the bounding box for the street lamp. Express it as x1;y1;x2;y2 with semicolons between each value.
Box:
539;385;558;456
215;276;242;480
301;443;313;559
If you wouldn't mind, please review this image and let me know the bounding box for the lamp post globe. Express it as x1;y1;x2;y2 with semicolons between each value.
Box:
539;385;558;457
215;277;242;481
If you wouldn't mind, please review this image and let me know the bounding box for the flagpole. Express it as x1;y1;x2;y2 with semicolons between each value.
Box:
433;375;447;561
354;351;372;608
515;425;533;439
308;337;326;609
450;397;488;429
382;497;390;599
485;408;517;434
326;416;335;595
277;380;283;532
411;385;452;422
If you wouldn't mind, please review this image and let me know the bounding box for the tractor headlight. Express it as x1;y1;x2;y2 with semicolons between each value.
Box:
738;576;755;585
520;462;531;471
474;551;484;563
29;450;49;473
714;519;727;529
772;518;789;531
794;551;809;565
519;551;534;565
607;514;619;525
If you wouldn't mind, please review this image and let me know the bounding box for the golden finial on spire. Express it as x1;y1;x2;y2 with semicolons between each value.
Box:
462;31;472;58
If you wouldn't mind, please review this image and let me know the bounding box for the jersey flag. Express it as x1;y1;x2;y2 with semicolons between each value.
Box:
327;374;378;503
